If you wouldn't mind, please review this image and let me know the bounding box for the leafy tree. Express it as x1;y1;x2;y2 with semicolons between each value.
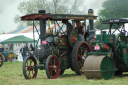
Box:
14;0;86;27
95;0;128;29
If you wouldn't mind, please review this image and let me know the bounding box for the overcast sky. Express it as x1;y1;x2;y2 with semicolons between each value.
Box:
0;0;106;33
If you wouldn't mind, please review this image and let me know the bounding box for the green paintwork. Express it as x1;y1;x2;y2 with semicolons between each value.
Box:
96;31;115;45
114;33;128;66
88;52;110;55
58;38;69;49
89;32;128;75
58;58;69;69
96;43;109;52
100;56;115;79
68;30;79;47
119;42;128;66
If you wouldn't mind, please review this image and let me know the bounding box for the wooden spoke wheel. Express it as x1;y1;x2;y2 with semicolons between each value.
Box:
22;56;38;79
45;55;60;79
0;53;4;67
72;41;91;75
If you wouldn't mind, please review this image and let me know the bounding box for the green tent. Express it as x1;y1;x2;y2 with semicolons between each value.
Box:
1;35;37;44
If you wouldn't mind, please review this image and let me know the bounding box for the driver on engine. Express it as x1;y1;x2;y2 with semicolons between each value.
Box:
62;19;73;35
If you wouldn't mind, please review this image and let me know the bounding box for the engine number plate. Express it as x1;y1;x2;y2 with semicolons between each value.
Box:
94;46;100;50
42;40;47;44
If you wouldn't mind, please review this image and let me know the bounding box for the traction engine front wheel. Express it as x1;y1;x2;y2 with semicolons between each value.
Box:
45;55;60;79
22;56;38;79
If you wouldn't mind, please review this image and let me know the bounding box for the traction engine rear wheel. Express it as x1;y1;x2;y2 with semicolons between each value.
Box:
45;55;60;79
0;53;4;67
22;56;38;79
72;41;91;75
114;33;126;61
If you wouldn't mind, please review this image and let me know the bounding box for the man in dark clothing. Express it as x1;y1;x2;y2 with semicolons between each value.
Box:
82;23;90;41
0;45;4;53
29;44;34;56
20;45;25;60
62;19;73;35
24;43;30;59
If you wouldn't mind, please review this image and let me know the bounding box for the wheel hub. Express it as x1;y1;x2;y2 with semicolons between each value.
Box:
27;66;33;70
49;65;57;70
82;56;85;60
72;36;77;42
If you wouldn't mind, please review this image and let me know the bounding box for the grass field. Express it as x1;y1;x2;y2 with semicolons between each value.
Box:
0;61;128;85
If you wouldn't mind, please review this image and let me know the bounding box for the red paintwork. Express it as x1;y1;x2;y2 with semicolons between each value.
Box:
72;36;76;42
123;49;126;53
48;55;60;79
21;14;52;20
103;44;109;50
62;43;66;45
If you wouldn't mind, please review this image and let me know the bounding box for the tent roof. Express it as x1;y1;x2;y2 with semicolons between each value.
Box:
6;24;64;34
1;35;37;44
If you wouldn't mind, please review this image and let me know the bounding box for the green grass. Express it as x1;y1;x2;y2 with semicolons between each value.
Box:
0;61;128;85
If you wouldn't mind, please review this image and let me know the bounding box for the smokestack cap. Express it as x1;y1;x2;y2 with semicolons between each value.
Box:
88;9;94;15
88;9;93;13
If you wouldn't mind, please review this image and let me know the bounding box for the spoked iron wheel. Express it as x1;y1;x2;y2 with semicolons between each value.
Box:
45;55;60;79
22;56;38;79
114;33;126;61
72;41;91;75
0;53;4;67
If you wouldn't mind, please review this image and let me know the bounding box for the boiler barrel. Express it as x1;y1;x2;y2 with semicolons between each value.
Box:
34;45;51;60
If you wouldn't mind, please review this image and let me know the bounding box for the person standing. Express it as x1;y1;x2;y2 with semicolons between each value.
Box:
62;19;73;35
3;48;9;62
29;44;34;56
75;20;85;41
20;45;25;60
0;45;4;53
24;43;30;59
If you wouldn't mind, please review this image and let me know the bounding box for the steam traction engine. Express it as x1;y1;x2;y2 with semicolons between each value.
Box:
83;18;128;79
21;10;97;79
0;53;4;67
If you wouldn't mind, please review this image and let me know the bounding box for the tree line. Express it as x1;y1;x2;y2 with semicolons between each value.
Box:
14;0;128;29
